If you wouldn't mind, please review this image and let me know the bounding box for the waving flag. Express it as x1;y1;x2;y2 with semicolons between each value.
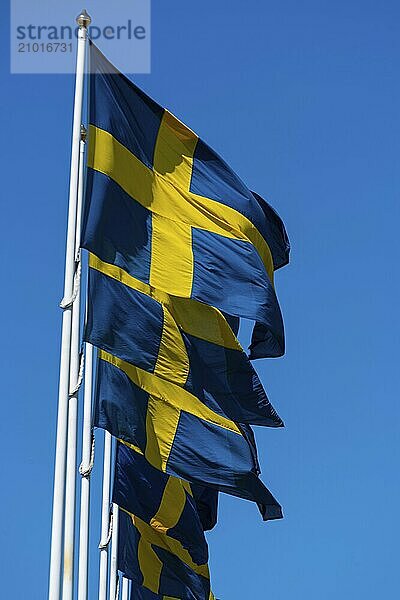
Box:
86;254;283;518
115;441;215;599
114;442;216;559
86;254;282;427
94;347;281;519
118;509;210;600
83;42;290;359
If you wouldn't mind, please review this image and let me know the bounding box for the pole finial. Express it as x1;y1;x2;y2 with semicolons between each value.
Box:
76;9;91;28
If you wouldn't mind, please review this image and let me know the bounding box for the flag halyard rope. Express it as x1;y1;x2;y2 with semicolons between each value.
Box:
99;511;113;550
69;347;85;396
60;252;82;310
79;430;95;478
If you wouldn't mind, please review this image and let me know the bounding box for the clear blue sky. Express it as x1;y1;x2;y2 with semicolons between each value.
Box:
1;1;399;598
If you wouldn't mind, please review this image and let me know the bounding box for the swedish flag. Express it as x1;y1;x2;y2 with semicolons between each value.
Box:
94;350;281;519
118;510;210;600
115;441;215;599
83;42;290;360
87;257;282;518
86;254;282;428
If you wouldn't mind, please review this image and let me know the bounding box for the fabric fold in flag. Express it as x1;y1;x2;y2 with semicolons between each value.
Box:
118;508;211;600
86;254;283;427
115;443;215;599
113;441;217;566
83;41;290;359
94;347;282;520
87;253;283;518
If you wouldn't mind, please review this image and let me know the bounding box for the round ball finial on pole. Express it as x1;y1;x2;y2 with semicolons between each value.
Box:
76;9;91;29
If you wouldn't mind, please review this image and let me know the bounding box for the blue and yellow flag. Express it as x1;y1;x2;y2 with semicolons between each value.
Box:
87;256;282;518
86;254;282;428
83;42;290;359
94;347;281;519
115;441;215;599
114;442;217;555
118;509;211;600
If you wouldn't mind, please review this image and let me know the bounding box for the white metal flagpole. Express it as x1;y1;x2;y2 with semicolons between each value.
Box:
77;330;94;600
99;431;113;600
48;9;91;600
109;503;120;600
121;577;130;600
77;127;94;594
75;123;94;600
62;124;87;600
62;265;81;600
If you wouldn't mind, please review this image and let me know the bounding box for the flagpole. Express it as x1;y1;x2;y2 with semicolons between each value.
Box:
48;10;91;600
99;431;112;600
72;125;94;600
60;124;86;600
77;127;92;600
77;333;94;600
121;577;129;600
109;503;120;600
